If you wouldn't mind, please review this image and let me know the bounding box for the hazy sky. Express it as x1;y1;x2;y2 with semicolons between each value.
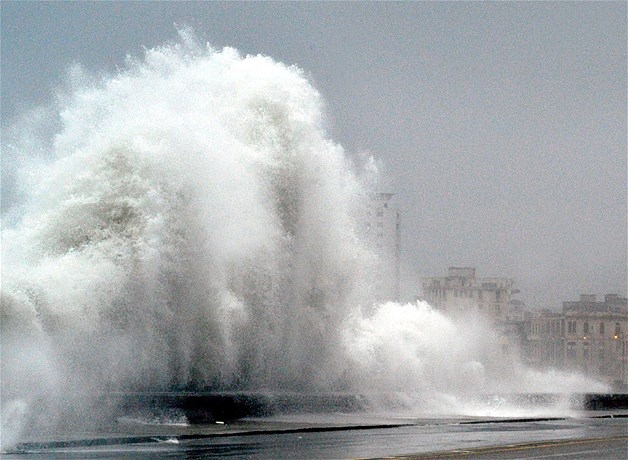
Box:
2;1;626;308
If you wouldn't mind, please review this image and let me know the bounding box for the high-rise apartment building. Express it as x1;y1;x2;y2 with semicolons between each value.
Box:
359;193;400;302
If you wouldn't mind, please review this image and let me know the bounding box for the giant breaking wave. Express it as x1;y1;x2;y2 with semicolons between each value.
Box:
1;33;606;446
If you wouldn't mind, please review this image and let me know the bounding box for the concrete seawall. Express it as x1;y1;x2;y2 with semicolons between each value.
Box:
108;392;628;423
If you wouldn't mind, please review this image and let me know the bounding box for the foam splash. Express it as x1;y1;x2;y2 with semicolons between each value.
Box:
0;32;606;447
341;301;606;417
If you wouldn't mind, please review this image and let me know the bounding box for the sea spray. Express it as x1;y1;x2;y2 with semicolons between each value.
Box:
1;34;606;447
1;35;372;443
341;301;607;416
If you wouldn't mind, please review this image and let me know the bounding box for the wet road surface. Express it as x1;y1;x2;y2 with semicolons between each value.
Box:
4;413;627;459
389;436;627;459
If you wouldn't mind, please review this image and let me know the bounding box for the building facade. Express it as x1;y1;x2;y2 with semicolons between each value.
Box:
525;294;628;388
359;193;400;302
420;266;627;387
420;267;519;323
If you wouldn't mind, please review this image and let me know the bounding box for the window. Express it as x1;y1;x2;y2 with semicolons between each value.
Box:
583;322;589;336
599;322;605;335
567;342;576;359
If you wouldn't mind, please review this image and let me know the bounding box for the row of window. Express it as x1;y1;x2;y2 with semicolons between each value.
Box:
530;320;622;337
529;341;619;361
428;288;504;301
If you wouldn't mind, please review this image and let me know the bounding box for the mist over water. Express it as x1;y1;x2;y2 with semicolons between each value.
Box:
0;34;606;446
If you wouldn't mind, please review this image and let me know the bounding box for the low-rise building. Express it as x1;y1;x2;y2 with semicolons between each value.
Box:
420;267;627;387
420;267;519;323
525;294;628;388
419;267;529;361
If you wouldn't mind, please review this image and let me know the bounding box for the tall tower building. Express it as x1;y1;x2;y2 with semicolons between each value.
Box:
359;193;400;302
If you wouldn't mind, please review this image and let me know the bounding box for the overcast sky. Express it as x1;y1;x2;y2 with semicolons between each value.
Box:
2;1;626;308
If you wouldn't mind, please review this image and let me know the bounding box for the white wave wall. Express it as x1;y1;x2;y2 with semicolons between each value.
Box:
1;34;606;445
1;35;371;438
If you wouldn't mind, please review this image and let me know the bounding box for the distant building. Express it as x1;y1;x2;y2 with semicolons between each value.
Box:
359;193;400;302
525;294;628;389
420;268;628;387
420;267;519;322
